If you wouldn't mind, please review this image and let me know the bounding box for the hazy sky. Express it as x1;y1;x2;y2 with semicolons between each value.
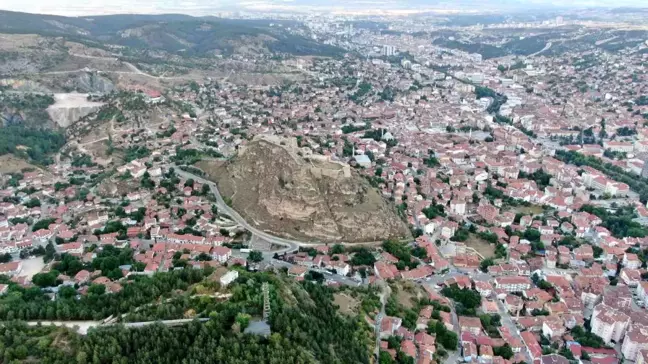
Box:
0;0;646;16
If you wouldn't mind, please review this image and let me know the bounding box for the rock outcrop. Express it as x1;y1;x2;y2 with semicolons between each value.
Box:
202;135;410;243
74;72;115;94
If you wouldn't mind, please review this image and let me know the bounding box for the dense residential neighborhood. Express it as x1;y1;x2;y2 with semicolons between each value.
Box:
0;5;648;364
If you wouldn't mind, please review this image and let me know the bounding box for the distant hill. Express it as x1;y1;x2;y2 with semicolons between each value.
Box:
0;11;344;57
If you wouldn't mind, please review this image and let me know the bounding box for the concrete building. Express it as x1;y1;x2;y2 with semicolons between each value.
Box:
382;45;395;57
212;246;232;263
0;261;22;276
450;200;467;215
636;348;648;364
637;282;648;307
591;304;630;345
220;270;239;287
622;325;648;362
494;276;532;292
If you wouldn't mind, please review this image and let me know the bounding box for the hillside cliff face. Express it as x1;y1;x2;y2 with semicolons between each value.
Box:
46;93;105;128
203;136;410;243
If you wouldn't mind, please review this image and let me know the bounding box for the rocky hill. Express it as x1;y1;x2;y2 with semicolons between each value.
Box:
201;135;410;243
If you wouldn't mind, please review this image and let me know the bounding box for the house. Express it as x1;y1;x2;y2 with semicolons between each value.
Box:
450;200;467;215
74;270;91;285
482;299;500;314
505;294;523;314
144;263;159;274
463;341;478;362
380;316;403;338
212;246;232;263
87;212;109;227
0;284;8;295
400;340;417;359
541;354;570;364
288;265;308;278
58;242;83;254
623;253;641;269
459;316;483;336
620;268;641;287
521;331;543;361
480;345;494;361
374;261;398;280
0;261;22;276
220;270;239;287
542;320;565;339
475;280;494;297
330;260;351;276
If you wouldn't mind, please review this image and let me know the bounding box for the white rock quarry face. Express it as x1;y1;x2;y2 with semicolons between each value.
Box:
46;93;105;128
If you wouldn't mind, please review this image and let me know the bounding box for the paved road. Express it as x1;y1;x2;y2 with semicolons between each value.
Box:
374;282;390;359
173;167;300;256
496;299;533;364
528;42;552;57
26;318;210;335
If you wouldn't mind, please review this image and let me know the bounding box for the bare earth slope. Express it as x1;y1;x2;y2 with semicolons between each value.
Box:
201;136;410;243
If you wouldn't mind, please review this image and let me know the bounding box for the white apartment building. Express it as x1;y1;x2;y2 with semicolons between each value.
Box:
622;325;648;362
494;276;532;293
603;141;634;153
591;304;630;345
220;270;239;287
636;349;648;364
637;282;648;307
450;200;467;215
624;253;642;269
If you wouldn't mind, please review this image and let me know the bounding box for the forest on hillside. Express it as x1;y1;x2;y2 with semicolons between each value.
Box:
0;270;375;364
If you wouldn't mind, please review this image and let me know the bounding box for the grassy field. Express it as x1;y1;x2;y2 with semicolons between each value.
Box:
464;235;496;258
333;293;359;315
392;281;423;309
0;154;46;174
510;205;544;216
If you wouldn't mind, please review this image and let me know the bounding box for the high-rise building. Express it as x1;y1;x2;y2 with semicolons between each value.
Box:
382;45;395;57
346;23;353;36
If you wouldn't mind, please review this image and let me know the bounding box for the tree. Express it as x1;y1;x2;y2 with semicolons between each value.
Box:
32;270;60;287
537;280;553;290
494;344;514;359
350;248;376;266
247;250;263;263
24;198;41;208
0;253;11;263
58;285;77;299
235;313;251;330
379;351;395;364
523;228;541;242
330;244;345;255
429;320;458;350
480;258;495;272
87;284;106;296
441;284;481;316
32;218;56;232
